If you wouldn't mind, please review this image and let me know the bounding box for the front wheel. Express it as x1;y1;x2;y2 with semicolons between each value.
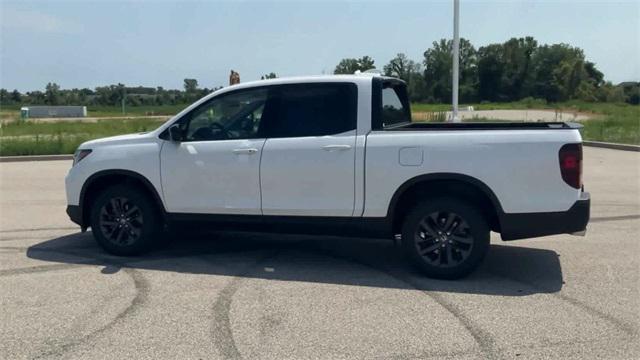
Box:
401;198;490;279
90;185;160;256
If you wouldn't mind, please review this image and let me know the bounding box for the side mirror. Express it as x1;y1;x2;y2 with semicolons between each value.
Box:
168;124;183;142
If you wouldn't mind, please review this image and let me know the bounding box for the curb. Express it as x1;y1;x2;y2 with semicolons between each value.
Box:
583;141;640;152
0;154;73;163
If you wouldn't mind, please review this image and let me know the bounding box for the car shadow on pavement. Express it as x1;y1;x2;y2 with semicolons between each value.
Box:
26;230;563;296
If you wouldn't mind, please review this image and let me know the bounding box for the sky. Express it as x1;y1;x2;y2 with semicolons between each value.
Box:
1;0;639;92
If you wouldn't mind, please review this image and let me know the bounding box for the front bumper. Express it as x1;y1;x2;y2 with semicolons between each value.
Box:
500;192;590;241
66;205;83;227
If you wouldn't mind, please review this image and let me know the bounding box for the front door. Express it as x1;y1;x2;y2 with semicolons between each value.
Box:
160;87;272;214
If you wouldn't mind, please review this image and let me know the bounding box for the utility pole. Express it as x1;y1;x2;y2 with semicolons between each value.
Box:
451;0;460;123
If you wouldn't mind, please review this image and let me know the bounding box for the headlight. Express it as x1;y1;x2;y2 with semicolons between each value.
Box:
73;149;92;166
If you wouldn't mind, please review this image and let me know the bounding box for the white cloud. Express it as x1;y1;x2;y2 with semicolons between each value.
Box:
1;8;81;34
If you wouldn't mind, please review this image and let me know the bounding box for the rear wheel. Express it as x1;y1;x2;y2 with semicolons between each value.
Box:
401;198;490;279
90;185;160;256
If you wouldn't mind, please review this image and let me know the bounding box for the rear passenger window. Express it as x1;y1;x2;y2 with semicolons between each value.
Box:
381;83;411;128
266;83;357;138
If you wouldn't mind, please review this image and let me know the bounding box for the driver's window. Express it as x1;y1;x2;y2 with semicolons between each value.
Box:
184;88;268;141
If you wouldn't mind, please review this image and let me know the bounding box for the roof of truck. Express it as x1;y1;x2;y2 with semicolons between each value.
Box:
219;73;399;93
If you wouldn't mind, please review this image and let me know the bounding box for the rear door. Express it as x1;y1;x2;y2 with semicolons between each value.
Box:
260;83;358;216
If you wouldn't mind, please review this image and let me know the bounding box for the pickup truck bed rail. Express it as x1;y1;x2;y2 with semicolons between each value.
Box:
385;122;583;131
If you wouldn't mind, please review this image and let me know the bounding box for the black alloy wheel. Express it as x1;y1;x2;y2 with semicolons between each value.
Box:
90;185;159;256
98;197;144;247
402;198;490;279
413;211;474;268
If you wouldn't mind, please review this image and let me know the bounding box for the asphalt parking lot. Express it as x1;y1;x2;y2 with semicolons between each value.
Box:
0;147;638;359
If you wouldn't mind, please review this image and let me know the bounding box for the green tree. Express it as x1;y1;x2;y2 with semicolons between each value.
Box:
584;61;604;88
476;37;538;102
334;56;375;74
620;82;639;104
423;38;477;103
45;82;61;105
261;72;277;79
383;53;417;81
10;89;22;103
26;91;45;104
477;44;505;101
0;89;9;105
183;78;199;93
78;88;92;104
384;53;427;101
530;43;586;101
501;37;537;100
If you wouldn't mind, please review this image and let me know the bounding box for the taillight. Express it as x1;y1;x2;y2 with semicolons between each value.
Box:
559;143;582;189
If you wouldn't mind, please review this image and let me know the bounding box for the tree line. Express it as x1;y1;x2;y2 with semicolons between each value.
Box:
2;36;638;107
0;72;291;107
335;37;639;105
0;79;224;108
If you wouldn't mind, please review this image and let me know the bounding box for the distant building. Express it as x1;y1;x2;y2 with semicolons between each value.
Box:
21;106;87;118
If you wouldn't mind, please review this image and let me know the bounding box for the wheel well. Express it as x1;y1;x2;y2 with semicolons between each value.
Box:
81;172;165;227
390;179;502;234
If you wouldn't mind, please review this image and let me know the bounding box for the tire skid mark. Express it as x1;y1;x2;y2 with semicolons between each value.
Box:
13;245;258;281
0;244;95;254
313;247;502;360
590;214;640;223
209;251;279;360
0;246;29;254
0;226;78;233
389;270;502;360
0;246;102;277
0;235;79;242
21;247;151;359
554;293;637;337
0;263;90;277
379;348;476;360
504;333;637;355
488;269;637;337
32;264;150;359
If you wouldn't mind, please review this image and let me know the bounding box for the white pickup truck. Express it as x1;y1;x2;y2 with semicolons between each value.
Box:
65;74;590;278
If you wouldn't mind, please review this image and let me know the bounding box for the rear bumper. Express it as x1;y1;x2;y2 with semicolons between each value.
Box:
66;205;83;227
500;192;590;241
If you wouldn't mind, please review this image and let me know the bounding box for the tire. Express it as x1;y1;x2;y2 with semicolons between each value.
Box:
401;197;490;279
90;184;160;256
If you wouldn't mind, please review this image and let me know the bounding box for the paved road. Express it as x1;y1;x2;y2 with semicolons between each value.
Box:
1;147;638;359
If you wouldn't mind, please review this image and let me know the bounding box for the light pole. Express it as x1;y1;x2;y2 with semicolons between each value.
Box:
451;0;460;123
121;88;126;115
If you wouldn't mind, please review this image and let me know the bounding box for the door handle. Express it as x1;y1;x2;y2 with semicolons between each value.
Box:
322;144;352;151
233;148;258;155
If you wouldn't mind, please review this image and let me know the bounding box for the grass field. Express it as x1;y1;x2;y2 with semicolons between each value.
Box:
0;118;165;156
0;101;637;156
0;104;186;122
86;104;187;117
412;101;639;145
